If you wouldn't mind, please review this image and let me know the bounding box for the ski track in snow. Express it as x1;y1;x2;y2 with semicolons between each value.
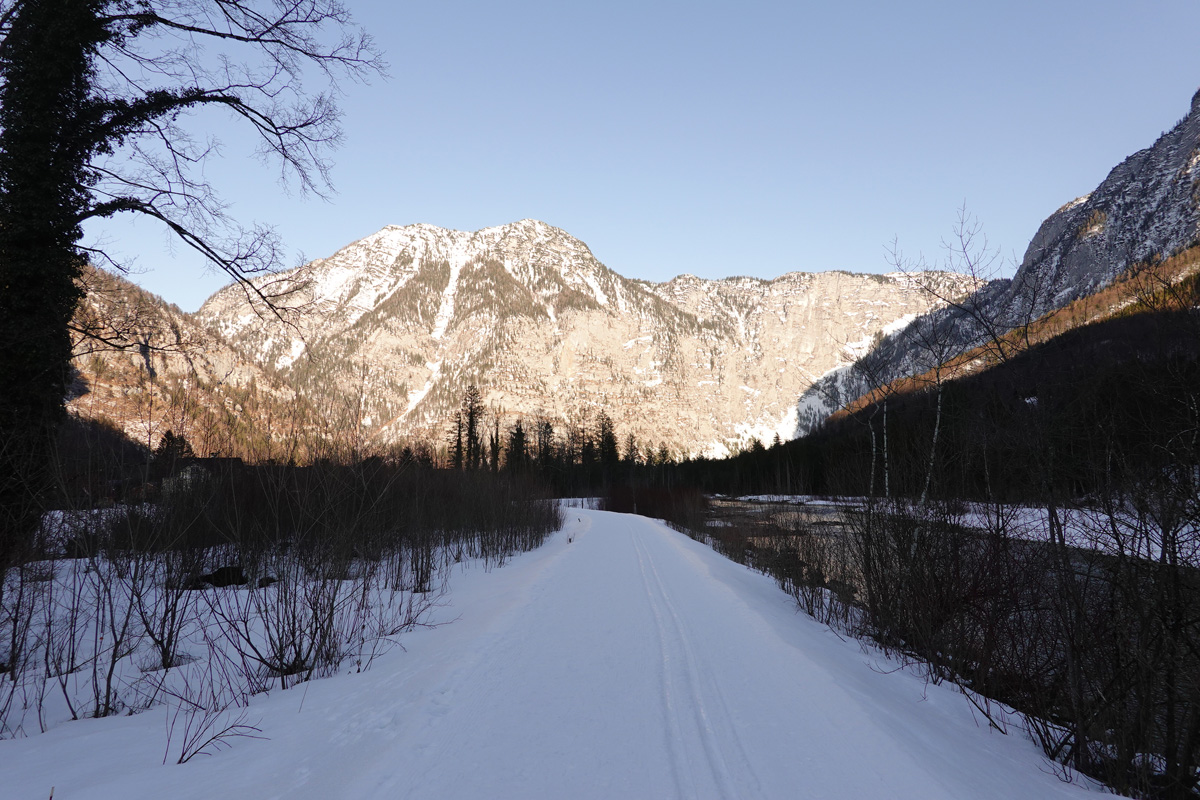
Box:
632;520;761;799
0;510;1097;799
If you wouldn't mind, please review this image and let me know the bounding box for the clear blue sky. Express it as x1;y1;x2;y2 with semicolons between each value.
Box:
89;0;1200;312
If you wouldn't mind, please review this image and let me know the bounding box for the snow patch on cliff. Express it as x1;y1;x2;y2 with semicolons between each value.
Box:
431;244;470;341
275;338;307;370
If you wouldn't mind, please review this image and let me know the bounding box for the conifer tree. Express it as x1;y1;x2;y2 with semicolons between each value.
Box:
597;411;619;467
506;419;528;472
461;385;484;471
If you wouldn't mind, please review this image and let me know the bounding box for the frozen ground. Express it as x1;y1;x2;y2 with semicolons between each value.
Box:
2;510;1095;799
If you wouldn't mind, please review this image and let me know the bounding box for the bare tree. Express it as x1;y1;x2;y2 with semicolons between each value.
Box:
0;0;383;557
908;205;1049;369
885;239;970;505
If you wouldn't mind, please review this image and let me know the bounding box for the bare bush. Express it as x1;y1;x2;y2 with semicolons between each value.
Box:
158;657;262;765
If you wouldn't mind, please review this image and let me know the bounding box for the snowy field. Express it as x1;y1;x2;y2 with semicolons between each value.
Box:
1;509;1097;799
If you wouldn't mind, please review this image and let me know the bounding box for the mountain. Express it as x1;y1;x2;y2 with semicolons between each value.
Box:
190;220;972;457
1016;88;1200;314
794;89;1200;433
68;265;293;457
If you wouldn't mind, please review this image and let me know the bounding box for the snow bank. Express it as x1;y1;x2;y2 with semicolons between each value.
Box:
1;511;1093;799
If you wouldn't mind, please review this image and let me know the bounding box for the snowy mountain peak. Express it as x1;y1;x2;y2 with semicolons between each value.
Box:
192;221;972;455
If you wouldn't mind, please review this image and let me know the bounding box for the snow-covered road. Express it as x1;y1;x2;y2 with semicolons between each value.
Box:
2;510;1094;798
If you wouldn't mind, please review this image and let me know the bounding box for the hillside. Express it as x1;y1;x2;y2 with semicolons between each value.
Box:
794;90;1200;432
693;243;1200;500
837;243;1200;418
67;266;301;460
75;221;974;458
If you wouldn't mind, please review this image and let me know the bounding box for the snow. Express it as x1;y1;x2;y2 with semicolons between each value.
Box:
957;501;1198;561
582;272;609;306
274;338;307;370
842;331;875;360
791;362;861;437
735;494;818;504
313;264;359;304
773;401;800;442
881;311;919;337
430;243;469;341
396;238;475;419
2;510;1094;799
701;404;803;459
399;359;442;420
1060;193;1092;213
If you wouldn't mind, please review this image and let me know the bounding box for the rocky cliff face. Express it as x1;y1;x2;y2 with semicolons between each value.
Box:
794;90;1200;433
1014;88;1200;315
68;266;290;452
195;220;972;456
70;90;1200;456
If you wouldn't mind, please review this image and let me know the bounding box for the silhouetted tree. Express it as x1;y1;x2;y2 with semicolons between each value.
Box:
152;429;194;477
461;385;484;470
487;413;500;473
534;417;555;472
449;411;464;472
505;419;528;472
0;0;381;555
597;411;619;468
623;432;640;465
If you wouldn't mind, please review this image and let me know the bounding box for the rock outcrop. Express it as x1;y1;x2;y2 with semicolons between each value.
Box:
794;89;1200;433
194;220;972;456
1015;88;1200;315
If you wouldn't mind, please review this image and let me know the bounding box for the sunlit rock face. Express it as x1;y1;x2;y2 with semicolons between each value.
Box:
794;91;1200;434
1015;93;1200;315
197;220;971;456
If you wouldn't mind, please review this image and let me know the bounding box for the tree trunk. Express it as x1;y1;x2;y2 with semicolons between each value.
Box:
920;386;942;505
0;0;104;559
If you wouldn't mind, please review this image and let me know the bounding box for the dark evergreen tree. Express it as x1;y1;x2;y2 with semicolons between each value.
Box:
596;411;619;467
534;418;555;472
505;419;528;472
488;414;500;473
0;0;379;554
461;385;484;470
449;411;464;472
623;432;640;465
580;432;596;468
153;429;195;469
